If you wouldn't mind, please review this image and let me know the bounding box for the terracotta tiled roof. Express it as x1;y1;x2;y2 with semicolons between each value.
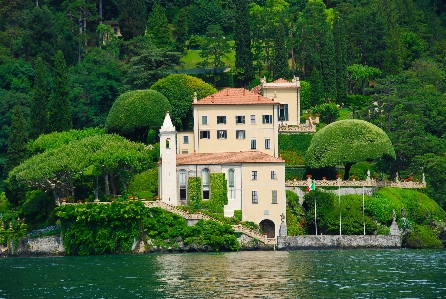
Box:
176;151;284;165
193;88;276;105
250;84;262;94
272;78;291;83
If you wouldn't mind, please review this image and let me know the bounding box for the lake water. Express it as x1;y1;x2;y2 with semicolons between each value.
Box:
0;250;445;298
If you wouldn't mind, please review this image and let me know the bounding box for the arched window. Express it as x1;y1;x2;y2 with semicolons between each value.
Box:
166;138;171;149
202;168;210;200
179;169;186;200
228;169;235;199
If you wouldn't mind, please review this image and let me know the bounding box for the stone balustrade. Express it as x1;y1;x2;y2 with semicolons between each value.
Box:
286;178;426;189
279;124;316;133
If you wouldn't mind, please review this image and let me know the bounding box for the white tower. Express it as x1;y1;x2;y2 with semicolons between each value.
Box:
159;112;178;205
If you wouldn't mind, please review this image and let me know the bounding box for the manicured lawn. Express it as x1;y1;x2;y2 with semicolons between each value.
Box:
337;107;352;120
179;48;236;70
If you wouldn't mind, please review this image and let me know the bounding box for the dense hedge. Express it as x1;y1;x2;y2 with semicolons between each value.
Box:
105;90;172;142
128;167;159;199
207;173;228;213
56;201;240;255
278;133;313;156
404;224;443;249
188;177;202;205
151;74;217;130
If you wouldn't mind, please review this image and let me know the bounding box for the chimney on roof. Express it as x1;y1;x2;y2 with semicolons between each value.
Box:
193;92;197;103
243;89;246;96
211;95;214;103
258;95;261;101
226;89;229;96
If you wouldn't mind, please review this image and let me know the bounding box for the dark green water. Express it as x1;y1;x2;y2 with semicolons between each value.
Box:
0;250;445;298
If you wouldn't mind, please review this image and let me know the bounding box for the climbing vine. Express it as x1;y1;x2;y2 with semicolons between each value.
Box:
188;177;202;205
208;173;228;213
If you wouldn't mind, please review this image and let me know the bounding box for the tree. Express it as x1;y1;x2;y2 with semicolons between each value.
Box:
273;21;289;80
118;0;147;41
347;64;381;95
147;3;172;48
175;8;188;52
48;51;72;133
234;0;253;86
311;103;340;124
29;57;47;140
150;74;217;130
321;31;336;100
309;68;324;107
197;25;231;87
305;119;396;180
3;106;27;178
105;90;172;142
333;14;348;105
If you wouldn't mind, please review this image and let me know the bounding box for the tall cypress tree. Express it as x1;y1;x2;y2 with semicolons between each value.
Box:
3;106;28;178
118;0;147;41
309;68;324;107
234;0;253;87
48;50;72;133
147;3;172;48
175;8;188;52
321;31;336;100
273;21;289;80
29;57;47;140
333;14;348;105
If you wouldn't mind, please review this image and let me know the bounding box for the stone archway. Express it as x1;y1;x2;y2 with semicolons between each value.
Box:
259;219;275;238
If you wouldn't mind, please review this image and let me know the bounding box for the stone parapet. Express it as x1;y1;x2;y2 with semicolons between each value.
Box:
277;235;402;250
286;178;426;189
10;236;65;256
279;124;316;133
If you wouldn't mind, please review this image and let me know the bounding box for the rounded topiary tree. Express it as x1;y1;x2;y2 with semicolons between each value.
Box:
105;90;172;142
151;74;217;130
305;119;396;180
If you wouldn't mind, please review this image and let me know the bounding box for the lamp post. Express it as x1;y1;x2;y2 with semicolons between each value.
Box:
362;185;365;235
339;180;341;235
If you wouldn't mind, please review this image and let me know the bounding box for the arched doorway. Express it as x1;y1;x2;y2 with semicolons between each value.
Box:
259;219;275;238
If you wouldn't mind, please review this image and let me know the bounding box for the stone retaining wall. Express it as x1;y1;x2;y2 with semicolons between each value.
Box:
278;235;402;250
10;236;65;256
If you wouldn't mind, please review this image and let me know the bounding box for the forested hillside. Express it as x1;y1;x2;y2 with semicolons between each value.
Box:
1;0;446;213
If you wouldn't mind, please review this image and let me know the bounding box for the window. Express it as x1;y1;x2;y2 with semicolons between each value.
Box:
200;130;210;139
202;168;210;200
271;171;277;180
236;115;245;124
179;170;187;200
166;138;171;149
183;136;189;144
236;130;245;139
181;150;188;154
228;169;235;199
278;104;288;121
113;27;118;35
217;130;227;139
265;138;271;149
262;115;272;124
217;116;226;124
271;190;277;204
202;115;208;125
252;191;258;204
250;115;256;124
252;171;257;180
251;139;256;150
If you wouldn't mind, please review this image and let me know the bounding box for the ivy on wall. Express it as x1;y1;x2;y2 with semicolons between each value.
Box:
208;173;228;213
188;177;202;205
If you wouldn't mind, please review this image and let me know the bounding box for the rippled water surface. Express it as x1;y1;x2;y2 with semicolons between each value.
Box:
1;250;445;298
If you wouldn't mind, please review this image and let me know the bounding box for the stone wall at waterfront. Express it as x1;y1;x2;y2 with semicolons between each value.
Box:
277;235;402;250
10;236;65;256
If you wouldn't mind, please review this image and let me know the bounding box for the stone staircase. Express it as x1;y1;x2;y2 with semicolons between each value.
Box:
144;200;276;245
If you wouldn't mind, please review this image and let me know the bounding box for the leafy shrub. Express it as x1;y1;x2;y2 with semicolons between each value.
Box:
188;35;203;49
280;150;305;166
207;173;227;213
188;177;202;205
233;210;242;222
278;133;313;156
183;220;240;251
285;167;306;180
404;224;443;249
300;80;311;110
311;103;340;124
128;167;158;198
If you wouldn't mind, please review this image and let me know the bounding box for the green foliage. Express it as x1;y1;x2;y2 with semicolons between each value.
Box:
305;119;396;179
0;192;11;214
273;22;289;80
175;9;188;52
234;0;254;85
347;64;381;95
128;168;158;198
20;190;56;230
188;177;202;205
285;167;307;180
300;80;311;110
147;3;172;48
3;106;28;177
183;220;240;251
309;68;324;106
333;15;348;105
118;0;147;41
321;31;336;100
150;74;217;130
28;128;104;155
311;103;340;124
29;57;47;140
404;224;443;249
105;90;172;142
207;173;228;213
278;133;313;156
48;50;72;133
233;210;242;222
